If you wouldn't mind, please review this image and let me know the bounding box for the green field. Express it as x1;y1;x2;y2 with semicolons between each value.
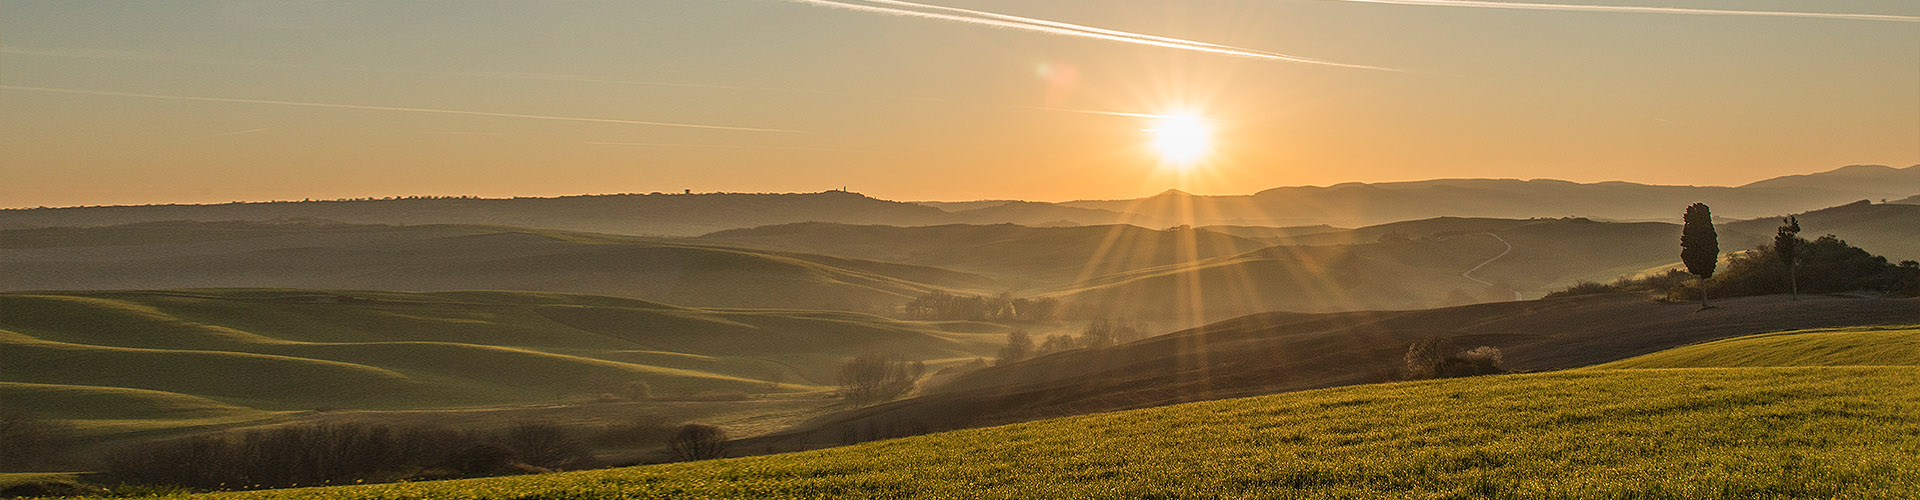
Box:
0;289;1007;439
113;325;1920;499
1593;325;1920;369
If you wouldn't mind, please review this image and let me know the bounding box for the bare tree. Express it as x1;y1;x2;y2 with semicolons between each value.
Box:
838;353;925;405
670;424;728;461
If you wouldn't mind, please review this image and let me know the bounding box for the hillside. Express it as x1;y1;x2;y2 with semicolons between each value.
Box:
0;221;1000;311
0;289;1006;440
1592;325;1920;369
759;293;1920;448
699;223;1273;288
1045;217;1703;321
141;366;1920;499
1059;164;1920;228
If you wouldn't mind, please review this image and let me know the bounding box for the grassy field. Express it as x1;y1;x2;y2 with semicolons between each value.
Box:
0;289;1007;442
119;365;1920;499
1592;325;1920;369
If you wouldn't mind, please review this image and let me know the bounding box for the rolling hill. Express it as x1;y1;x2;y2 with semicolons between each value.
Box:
0;289;1007;439
125;325;1920;499
754;293;1920;449
1057;164;1920;228
699;223;1274;289
0;221;999;311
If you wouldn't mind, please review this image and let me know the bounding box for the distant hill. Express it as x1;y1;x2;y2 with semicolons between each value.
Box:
0;289;1006;436
0;191;951;237
0;221;1000;310
1892;194;1920;205
1044;217;1700;321
1722;200;1920;261
760;293;1920;448
1058;164;1920;228
3;165;1913;235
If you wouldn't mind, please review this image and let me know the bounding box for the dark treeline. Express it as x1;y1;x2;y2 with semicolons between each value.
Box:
904;291;1059;323
996;318;1154;365
1550;235;1920;300
101;421;637;491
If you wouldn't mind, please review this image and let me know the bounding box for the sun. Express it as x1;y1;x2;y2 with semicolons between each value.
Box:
1145;113;1213;168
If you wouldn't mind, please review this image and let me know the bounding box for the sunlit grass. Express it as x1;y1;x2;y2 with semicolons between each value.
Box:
1591;325;1920;369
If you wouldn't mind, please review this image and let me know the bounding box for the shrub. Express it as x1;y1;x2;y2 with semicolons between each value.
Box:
1404;338;1507;379
1542;281;1619;299
620;381;653;401
669;424;728;461
499;422;596;471
838;353;925;405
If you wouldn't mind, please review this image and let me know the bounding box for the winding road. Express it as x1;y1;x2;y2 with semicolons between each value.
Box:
1461;232;1524;301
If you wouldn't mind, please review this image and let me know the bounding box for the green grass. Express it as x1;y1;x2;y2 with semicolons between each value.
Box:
1592;325;1920;369
127;366;1920;500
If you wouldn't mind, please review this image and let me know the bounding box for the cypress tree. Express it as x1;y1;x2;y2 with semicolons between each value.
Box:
1681;203;1719;309
1774;216;1801;301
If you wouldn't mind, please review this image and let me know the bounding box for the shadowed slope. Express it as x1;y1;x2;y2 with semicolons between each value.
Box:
755;294;1920;448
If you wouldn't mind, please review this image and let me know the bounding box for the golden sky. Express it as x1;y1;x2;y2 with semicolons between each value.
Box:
2;0;1916;207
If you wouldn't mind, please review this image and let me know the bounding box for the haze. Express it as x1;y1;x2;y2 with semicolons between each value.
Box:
3;0;1916;208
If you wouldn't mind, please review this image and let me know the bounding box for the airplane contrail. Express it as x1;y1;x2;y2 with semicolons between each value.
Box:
1324;0;1920;23
0;85;801;133
780;0;1394;70
584;141;875;153
208;127;270;137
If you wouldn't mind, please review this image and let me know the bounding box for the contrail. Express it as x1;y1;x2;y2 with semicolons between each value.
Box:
208;127;269;137
584;141;874;153
0;85;800;133
1324;0;1920;23
780;0;1394;70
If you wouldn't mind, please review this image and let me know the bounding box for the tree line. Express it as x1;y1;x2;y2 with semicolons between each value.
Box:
903;291;1059;323
1553;206;1918;301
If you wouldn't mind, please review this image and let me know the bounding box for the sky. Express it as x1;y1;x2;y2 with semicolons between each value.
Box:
2;0;1916;208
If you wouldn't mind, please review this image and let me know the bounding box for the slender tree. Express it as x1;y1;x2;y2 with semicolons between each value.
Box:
1680;203;1720;309
1774;216;1801;301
